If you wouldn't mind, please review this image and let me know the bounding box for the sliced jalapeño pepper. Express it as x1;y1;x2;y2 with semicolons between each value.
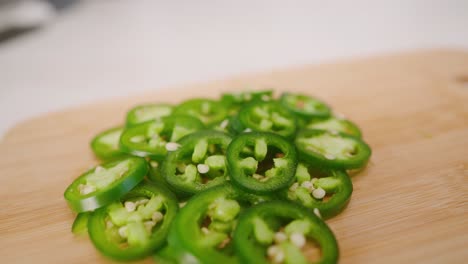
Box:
162;130;232;197
227;132;297;194
236;101;297;138
168;184;251;264
173;98;228;127
295;129;371;170
91;126;125;160
221;90;274;115
280;93;331;120
303;116;362;138
225;115;244;135
285;163;352;219
154;246;201;264
221;90;273;106
88;182;178;261
119;115;204;159
147;158;167;185
126;103;173;127
72;212;90;235
212;118;231;134
233;201;339;264
64;157;148;213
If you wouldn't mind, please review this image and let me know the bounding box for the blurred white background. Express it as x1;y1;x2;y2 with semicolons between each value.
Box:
1;0;467;137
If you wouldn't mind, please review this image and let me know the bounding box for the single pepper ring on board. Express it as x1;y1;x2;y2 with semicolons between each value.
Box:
285;163;353;219
295;129;371;170
162;130;233;197
64;156;148;213
88;182;178;261
233;200;339;264
227;132;297;195
119;115;204;159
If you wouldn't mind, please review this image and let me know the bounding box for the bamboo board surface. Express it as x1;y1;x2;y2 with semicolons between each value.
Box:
1;50;467;264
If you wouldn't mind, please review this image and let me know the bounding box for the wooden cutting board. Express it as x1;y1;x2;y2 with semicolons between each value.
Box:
1;50;467;264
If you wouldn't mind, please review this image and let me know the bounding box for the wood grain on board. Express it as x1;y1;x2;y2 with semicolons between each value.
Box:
0;50;467;264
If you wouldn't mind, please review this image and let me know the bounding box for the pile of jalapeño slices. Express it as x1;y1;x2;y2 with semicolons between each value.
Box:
64;90;371;263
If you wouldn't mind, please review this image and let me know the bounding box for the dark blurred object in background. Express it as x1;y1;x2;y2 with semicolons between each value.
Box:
0;0;77;43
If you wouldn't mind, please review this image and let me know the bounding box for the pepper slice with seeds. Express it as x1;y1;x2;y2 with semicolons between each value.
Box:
65;90;374;263
280;93;331;120
173;98;228;127
154;245;201;264
168;184;260;264
285;163;353;219
303;116;362;138
226;132;297;194
91;126;125;160
295;129;371;170
147;158;167;184
162;130;232;197
233;201;339;264
126;103;173;127
235;101;298;138
221;90;274;115
119;115;204;159
64;156;148;213
88;182;178;261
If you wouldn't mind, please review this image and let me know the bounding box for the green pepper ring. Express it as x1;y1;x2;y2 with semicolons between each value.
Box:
125;103;173;127
71;212;90;235
227;132;297;195
119;115;205;159
64;157;148;213
162;130;233;197
173;98;228;127
233;200;339;264
90;126;125;160
168;184;243;264
88;182;178;261
237;101;298;139
304;117;362;138
280;92;332;120
221;90;274;116
153;245;200;264
286;170;353;219
295;129;371;170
